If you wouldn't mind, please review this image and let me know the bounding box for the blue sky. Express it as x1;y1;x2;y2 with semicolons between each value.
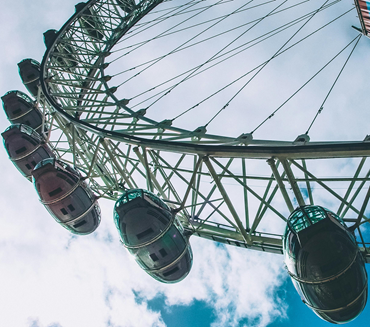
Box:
1;0;370;326
144;266;370;327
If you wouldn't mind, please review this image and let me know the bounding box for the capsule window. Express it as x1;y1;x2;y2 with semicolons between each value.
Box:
49;187;62;197
56;173;75;186
344;282;352;294
136;228;154;240
120;222;127;234
163;266;179;277
68;204;75;212
150;253;159;262
299;251;309;278
147;209;159;218
31;160;37;167
321;257;342;273
15;147;27;155
22;135;37;146
73;220;87;228
61;208;68;215
25;164;32;170
12;108;22;115
159;248;168;257
147;209;168;225
332;288;342;299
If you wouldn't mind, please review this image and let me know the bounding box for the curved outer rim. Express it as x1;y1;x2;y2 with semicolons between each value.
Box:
39;0;370;160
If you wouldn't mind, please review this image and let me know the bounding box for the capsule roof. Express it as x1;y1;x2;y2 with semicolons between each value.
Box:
284;205;346;236
44;29;58;49
3;123;41;137
33;158;81;191
115;189;170;211
2;90;34;107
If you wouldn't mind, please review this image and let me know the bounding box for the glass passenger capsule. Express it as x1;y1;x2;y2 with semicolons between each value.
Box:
114;189;193;283
2;124;55;180
2;90;45;134
32;158;101;235
18;59;41;97
75;2;104;40
283;205;368;324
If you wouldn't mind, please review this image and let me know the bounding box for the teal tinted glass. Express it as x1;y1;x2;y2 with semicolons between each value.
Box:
114;189;169;211
284;206;341;238
290;206;326;233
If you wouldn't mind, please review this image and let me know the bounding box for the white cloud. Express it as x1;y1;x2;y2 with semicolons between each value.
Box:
0;190;288;327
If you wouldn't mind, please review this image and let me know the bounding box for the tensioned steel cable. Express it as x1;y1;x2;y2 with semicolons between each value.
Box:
113;0;256;85
142;0;288;113
203;0;331;128
305;34;362;135
125;0;346;109
116;0;205;44
111;0;310;74
163;5;353;124
113;0;277;53
250;34;362;134
111;0;226;63
117;0;231;43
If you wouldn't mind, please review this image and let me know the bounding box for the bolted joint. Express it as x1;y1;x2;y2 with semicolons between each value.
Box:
235;133;253;145
156;119;172;132
294;134;310;145
132;108;146;118
191;126;207;141
118;98;130;106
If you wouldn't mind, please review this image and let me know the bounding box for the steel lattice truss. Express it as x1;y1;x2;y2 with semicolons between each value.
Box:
33;0;370;259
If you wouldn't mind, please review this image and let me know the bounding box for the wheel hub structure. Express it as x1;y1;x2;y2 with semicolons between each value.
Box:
34;0;370;257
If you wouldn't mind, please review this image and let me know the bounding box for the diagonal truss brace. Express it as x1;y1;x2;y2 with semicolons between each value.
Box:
267;158;294;212
203;156;252;245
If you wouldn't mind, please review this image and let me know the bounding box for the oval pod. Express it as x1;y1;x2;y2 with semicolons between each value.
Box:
283;205;368;324
32;158;101;235
2;90;45;134
114;189;193;283
2;124;55;180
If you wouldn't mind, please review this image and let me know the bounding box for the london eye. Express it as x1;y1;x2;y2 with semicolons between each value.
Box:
2;0;370;325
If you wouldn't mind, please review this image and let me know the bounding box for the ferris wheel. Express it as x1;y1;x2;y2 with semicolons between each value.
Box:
3;0;370;323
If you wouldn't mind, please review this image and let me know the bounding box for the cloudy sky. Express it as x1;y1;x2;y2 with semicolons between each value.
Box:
1;0;370;327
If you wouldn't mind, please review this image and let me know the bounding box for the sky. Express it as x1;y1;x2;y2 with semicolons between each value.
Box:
1;1;370;327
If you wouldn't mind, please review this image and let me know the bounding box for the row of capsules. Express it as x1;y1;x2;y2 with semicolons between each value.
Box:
2;1;193;283
2;58;101;235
